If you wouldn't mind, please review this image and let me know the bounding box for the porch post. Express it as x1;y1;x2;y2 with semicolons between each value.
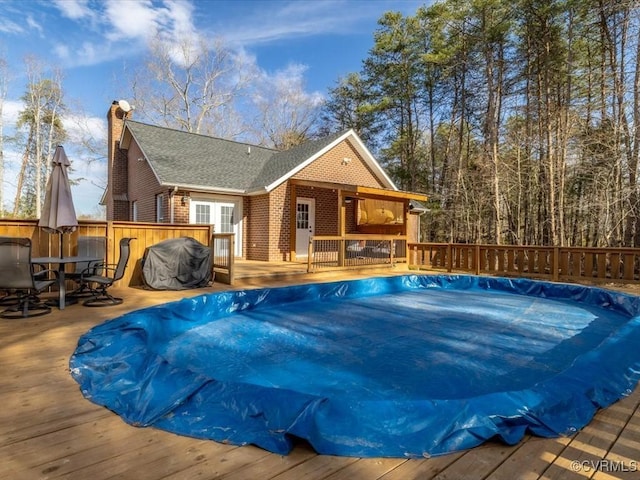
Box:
403;199;409;237
338;189;345;267
338;189;346;236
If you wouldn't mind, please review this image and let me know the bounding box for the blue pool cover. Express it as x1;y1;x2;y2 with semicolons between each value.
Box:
70;275;640;458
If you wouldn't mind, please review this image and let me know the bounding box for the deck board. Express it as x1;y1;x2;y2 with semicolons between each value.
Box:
485;437;572;480
430;444;521;479
543;388;640;480
267;454;360;480
321;457;408;480
378;452;465;479
219;444;318;479
1;267;639;479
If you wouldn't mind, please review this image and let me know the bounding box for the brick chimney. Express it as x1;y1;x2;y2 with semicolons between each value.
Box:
106;100;133;221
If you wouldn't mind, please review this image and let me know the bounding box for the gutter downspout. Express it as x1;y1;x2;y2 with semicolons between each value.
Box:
169;186;177;223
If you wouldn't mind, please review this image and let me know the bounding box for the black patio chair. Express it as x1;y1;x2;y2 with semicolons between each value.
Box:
0;236;57;319
0;288;19;306
67;236;107;299
79;238;135;307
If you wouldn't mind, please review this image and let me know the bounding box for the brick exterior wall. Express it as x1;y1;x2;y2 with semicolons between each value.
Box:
293;139;384;187
268;182;290;261
296;186;338;236
247;194;270;261
173;196;190;223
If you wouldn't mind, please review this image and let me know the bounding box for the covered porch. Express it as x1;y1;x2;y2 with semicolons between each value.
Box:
288;179;428;271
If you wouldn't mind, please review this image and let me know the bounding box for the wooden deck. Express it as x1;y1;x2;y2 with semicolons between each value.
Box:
1;267;639;480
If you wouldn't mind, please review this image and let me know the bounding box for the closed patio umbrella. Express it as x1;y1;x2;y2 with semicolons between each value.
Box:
38;145;78;258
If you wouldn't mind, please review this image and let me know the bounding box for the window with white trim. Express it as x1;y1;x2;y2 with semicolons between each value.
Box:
194;203;211;224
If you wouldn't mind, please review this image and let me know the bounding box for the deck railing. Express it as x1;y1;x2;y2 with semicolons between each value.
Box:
211;232;235;285
408;243;640;284
308;235;407;272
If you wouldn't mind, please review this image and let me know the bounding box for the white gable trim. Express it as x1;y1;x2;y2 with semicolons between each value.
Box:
262;130;398;193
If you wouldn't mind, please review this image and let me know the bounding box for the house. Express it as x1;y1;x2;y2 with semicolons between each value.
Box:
105;100;427;262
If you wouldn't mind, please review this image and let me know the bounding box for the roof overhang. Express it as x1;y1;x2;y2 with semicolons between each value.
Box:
119;123;134;149
99;187;108;206
159;183;246;196
289;179;428;202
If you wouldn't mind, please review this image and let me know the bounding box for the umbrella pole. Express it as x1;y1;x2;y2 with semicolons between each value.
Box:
60;234;64;259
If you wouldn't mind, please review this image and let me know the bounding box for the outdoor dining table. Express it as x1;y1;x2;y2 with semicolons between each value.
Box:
31;256;101;310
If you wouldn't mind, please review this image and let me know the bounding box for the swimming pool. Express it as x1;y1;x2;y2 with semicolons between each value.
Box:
70;274;640;458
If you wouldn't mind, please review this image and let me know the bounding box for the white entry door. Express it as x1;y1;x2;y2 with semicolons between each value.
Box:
296;197;315;258
190;198;242;257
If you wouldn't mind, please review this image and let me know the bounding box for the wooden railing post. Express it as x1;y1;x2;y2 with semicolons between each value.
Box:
228;234;235;285
390;240;395;266
307;236;314;273
447;243;452;272
106;220;115;265
475;244;481;275
553;246;559;281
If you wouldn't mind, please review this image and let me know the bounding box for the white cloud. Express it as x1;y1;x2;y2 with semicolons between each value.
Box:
0;16;24;35
53;0;94;20
104;0;161;41
63;113;106;144
25;14;43;35
164;0;197;38
53;43;70;61
224;0;427;49
258;63;324;104
218;0;382;47
75;42;100;64
52;39;130;68
1;99;24;124
49;0;170;69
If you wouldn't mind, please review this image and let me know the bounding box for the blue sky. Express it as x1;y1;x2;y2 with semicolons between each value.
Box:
0;0;426;216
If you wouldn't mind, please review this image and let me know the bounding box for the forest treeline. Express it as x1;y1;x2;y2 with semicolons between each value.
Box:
322;0;640;247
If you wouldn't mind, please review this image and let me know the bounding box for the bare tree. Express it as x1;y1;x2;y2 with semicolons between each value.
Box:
131;34;253;139
250;64;323;149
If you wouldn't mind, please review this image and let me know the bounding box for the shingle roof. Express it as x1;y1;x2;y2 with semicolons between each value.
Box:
248;130;349;190
124;121;277;192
